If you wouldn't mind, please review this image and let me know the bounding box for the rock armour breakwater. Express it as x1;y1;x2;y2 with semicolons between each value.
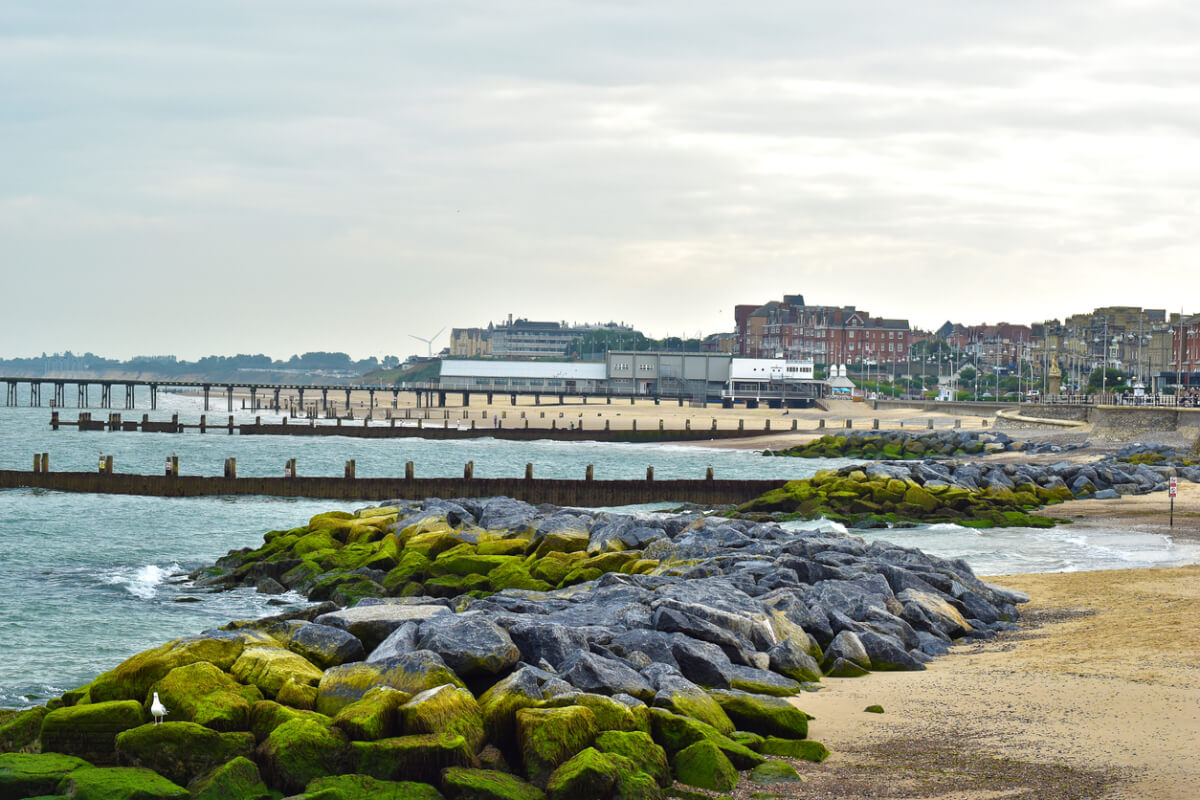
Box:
739;448;1200;528
765;430;1086;460
0;498;1025;798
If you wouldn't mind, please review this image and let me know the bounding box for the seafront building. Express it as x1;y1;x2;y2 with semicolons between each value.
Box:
449;316;637;359
437;352;823;406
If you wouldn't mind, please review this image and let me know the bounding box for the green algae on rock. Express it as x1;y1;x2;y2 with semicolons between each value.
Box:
40;701;146;765
515;706;599;787
671;739;738;792
440;766;546;800
114;721;254;786
186;756;272;800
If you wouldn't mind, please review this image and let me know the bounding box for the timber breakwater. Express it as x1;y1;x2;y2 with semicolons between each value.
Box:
0;497;1027;798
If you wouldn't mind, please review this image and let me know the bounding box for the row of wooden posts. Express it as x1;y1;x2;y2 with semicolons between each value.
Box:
53;411;987;434
30;453;713;482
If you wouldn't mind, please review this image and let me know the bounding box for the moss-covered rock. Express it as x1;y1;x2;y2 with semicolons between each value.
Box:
230;647;324;699
332;687;410;741
316;653;465;717
89;637;246;704
400;685;485;753
708;691;809;739
593;730;671;788
646;709;763;769
277;677;319;711
382;551;434;594
114;722;253;786
56;765;189;799
440;766;545;800
350;733;475;784
477;672;546;748
40;701;146;764
148;661;262;732
248;700;332;746
0;706;48;753
303;773;446;799
186;756;271;800
255;717;349;794
542;747;616;800
758;737;829;761
515;706;598;787
486;563;552;593
530;532;590;560
671;740;737;792
0;752;90;798
538;694;649;734
651;690;733;734
748;759;803;783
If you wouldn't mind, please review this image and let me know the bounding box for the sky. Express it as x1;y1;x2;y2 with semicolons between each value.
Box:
3;1;1199;361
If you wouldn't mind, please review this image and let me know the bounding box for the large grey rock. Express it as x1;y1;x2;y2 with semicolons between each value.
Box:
857;631;925;671
820;630;870;672
504;619;590;669
285;622;366;669
767;639;821;683
416;613;521;677
670;636;734;689
558;651;655;701
315;603;450;651
366;621;420;663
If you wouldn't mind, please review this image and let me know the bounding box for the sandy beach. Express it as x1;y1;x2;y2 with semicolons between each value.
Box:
762;564;1200;800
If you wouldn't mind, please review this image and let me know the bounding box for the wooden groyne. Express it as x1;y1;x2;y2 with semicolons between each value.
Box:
49;412;802;443
0;469;782;506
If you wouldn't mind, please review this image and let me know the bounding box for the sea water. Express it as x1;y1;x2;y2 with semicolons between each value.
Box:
0;388;1196;707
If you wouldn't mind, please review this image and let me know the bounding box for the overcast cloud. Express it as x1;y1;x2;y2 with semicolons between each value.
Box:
3;1;1198;360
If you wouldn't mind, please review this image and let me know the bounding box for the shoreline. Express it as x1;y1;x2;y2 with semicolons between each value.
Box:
779;564;1200;800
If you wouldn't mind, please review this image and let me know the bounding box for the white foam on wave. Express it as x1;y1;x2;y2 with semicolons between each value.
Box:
103;562;180;599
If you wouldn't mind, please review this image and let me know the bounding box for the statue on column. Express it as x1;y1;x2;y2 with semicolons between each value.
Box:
1048;356;1062;395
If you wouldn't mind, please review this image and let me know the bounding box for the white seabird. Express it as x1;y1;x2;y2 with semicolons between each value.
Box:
150;692;168;725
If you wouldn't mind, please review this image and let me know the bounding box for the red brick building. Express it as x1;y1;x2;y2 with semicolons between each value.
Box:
735;295;911;364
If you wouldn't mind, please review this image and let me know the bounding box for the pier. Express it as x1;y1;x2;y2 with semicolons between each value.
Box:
2;376;734;412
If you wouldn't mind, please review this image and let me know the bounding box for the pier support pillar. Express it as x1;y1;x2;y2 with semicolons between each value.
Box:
345;389;351;410
202;385;209;411
226;386;233;413
462;392;470;407
126;384;135;409
78;383;88;408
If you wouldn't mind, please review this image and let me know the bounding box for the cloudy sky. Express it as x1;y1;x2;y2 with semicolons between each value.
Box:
3;1;1198;360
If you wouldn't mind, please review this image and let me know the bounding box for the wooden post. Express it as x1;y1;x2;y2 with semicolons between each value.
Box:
228;415;234;434
954;418;961;429
405;461;415;480
525;462;533;480
41;453;48;472
818;418;825;428
765;419;770;431
711;419;717;431
659;419;664;431
791;419;797;430
172;455;178;476
228;457;235;478
872;419;879;430
646;466;654;481
33;453;41;473
706;465;714;480
585;464;594;481
927;418;934;429
464;461;474;479
105;455;113;473
200;415;207;433
738;419;744;430
845;419;852;429
605;419;610;430
685;419;691;430
345;460;355;479
632;419;637;431
51;411;60;430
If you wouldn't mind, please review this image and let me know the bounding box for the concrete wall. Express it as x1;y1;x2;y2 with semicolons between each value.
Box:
873;399;1015;414
1089;406;1200;434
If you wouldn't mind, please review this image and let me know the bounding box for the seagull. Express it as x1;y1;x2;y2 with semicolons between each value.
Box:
150;692;168;725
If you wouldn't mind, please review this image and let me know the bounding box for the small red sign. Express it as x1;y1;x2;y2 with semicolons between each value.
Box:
1169;477;1178;498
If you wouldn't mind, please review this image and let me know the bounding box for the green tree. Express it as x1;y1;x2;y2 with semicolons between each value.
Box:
1086;368;1126;393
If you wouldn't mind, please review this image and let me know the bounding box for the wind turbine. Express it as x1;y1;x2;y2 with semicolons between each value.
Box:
409;327;446;357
